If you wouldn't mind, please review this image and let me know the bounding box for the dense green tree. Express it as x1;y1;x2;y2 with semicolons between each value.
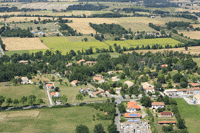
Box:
118;103;126;113
76;125;90;133
13;99;19;107
20;96;27;106
108;123;117;133
76;94;83;103
94;123;105;133
0;95;5;108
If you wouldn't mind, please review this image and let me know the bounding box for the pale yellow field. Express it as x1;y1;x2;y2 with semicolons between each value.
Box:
67;18;118;34
3;37;49;51
191;24;200;28
0;110;39;119
0;12;22;16
179;31;200;39
124;46;200;55
67;17;193;34
0;17;54;23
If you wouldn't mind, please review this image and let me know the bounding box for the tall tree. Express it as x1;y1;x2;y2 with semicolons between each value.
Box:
94;123;105;133
108;124;117;133
6;98;13;106
0;95;5;108
28;95;36;105
13;99;19;107
61;95;68;104
76;94;83;103
20;96;27;106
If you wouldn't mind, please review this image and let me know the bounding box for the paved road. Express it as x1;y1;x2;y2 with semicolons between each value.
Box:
115;107;121;132
44;85;54;106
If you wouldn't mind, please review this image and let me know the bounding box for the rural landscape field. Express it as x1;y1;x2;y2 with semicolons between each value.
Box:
1;0;200;133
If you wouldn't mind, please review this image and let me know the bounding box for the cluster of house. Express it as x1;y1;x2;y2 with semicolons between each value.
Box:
164;82;200;104
141;82;155;94
45;82;61;98
124;101;141;122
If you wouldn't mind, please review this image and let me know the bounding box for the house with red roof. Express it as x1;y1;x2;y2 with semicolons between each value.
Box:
126;101;140;112
160;112;173;117
161;64;168;68
125;113;141;120
152;102;165;109
50;92;60;98
46;82;55;89
188;82;200;88
93;90;103;96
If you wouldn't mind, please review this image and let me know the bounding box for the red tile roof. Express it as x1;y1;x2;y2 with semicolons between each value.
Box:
152;102;165;106
127;102;140;109
158;121;176;124
160;112;172;116
145;87;154;90
46;84;53;87
161;64;168;67
188;83;200;87
94;91;103;95
125;113;141;118
50;92;56;96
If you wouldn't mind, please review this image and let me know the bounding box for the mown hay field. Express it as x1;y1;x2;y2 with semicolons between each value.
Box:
67;17;193;34
2;37;49;51
105;38;181;48
0;110;40;119
0;106;112;133
179;31;200;39
67;18;118;34
0;17;54;23
40;36;109;53
0;83;48;107
24;10;112;17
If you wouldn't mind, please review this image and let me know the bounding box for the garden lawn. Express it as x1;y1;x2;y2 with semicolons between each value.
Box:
0;83;48;106
175;98;200;133
0;106;112;133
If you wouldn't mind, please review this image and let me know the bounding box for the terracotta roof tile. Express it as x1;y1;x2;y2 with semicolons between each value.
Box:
160;112;172;115
127;102;140;109
125;113;141;118
152;102;165;106
158;121;176;124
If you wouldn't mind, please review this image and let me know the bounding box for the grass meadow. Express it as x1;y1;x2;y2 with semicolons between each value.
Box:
175;98;200;133
0;83;48;107
0;106;112;133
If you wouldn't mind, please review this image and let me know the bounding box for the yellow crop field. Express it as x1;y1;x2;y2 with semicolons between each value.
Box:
40;36;109;54
179;31;200;39
0;12;23;16
2;37;49;51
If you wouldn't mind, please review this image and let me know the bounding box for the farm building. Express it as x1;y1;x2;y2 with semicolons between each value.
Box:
160;112;173;117
46;83;54;89
188;82;200;87
18;60;29;64
145;87;155;94
158;121;176;125
126;101;140;112
93;90;104;96
152;102;165;109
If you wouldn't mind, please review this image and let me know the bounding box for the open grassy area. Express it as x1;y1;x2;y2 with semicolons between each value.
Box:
175;98;200;133
193;58;200;67
0;83;48;106
0;106;112;133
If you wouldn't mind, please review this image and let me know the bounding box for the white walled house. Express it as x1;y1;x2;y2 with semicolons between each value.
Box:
152;102;165;109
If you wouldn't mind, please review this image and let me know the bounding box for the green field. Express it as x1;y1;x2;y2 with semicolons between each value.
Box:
105;38;182;48
0;83;48;106
0;106;112;133
40;36;110;54
175;98;200;133
5;37;182;56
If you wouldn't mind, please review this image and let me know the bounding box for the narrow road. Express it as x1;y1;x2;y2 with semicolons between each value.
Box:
0;45;5;57
44;85;54;106
115;107;121;132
